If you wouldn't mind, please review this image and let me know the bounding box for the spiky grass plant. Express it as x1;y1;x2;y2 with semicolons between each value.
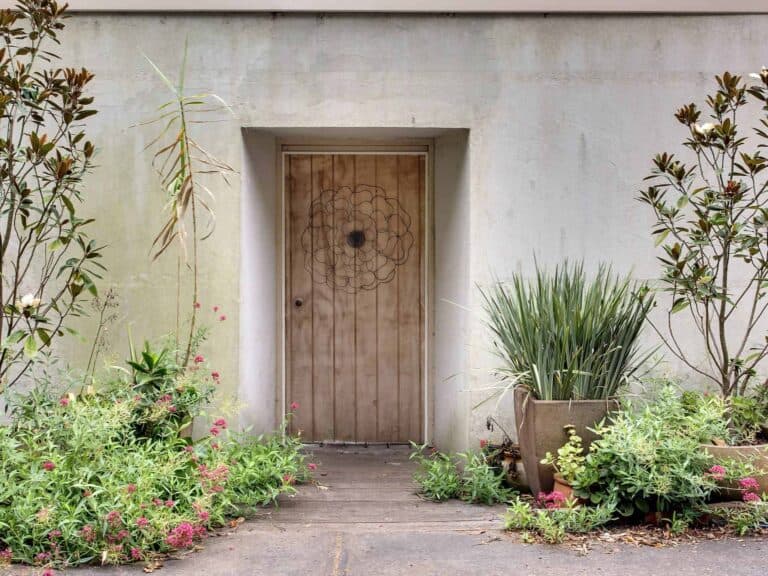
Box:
479;262;654;401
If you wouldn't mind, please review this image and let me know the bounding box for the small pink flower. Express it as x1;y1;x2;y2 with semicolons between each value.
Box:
106;510;122;527
209;426;220;436
708;464;726;481
136;516;149;528
166;522;197;549
743;491;762;502
219;314;227;321
83;489;92;498
42;461;55;472
165;499;175;508
126;484;137;494
194;354;205;364
308;463;317;471
537;491;567;510
211;371;221;381
184;445;194;452
48;529;61;540
194;302;201;309
116;529;130;541
213;306;219;313
167;404;177;413
198;510;210;522
479;439;488;448
153;498;164;507
41;569;55;576
59;396;69;407
35;551;51;564
130;547;142;560
0;548;12;564
80;525;95;543
283;474;295;485
739;477;761;492
214;418;227;428
290;401;299;411
211;442;220;450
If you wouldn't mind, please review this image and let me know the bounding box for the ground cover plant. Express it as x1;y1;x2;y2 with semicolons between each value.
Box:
572;386;721;516
410;443;513;504
0;357;310;569
502;385;768;544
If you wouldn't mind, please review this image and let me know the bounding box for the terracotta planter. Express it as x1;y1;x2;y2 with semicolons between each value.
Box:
702;443;768;499
552;473;575;500
514;387;618;495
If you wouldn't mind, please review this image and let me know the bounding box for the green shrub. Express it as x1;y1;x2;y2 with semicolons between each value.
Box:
504;497;615;544
410;445;514;504
457;451;514;505
479;261;653;401
219;432;306;511
409;444;461;501
540;425;586;485
723;501;768;536
573;386;718;516
0;376;306;568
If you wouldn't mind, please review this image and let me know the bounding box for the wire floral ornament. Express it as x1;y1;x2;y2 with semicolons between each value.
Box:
302;184;414;293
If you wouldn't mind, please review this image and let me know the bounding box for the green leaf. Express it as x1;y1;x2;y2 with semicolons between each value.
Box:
671;298;689;314
23;335;38;359
654;229;671;247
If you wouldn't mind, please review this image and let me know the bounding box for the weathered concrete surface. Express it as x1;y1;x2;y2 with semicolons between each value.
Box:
7;445;765;576
47;11;768;452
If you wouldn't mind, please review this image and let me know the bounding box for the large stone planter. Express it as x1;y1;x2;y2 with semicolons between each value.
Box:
514;387;618;495
702;443;768;499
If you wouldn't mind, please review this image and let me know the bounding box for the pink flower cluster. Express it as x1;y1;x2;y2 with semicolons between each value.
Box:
80;525;96;543
166;522;206;549
156;394;177;413
198;463;229;493
537;490;568;509
0;548;11;564
707;464;726;481
739;477;763;503
106;510;122;528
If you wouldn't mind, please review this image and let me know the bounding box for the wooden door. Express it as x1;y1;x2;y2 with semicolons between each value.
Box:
286;153;425;443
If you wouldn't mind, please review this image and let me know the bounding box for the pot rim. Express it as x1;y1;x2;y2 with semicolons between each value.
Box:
553;473;573;486
700;442;768;450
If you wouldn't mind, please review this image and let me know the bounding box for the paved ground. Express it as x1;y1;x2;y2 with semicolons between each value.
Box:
5;445;767;575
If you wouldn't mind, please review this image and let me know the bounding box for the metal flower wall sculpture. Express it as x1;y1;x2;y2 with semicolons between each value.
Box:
302;185;414;293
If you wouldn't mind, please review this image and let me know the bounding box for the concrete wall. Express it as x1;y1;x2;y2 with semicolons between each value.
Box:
54;12;768;450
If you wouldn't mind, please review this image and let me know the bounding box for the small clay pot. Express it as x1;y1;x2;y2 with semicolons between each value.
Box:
552;473;575;501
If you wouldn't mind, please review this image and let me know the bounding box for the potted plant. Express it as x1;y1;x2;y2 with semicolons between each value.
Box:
639;70;768;492
479;261;653;494
540;425;586;500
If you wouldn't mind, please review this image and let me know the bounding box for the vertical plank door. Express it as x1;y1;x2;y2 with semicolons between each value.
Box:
286;152;425;443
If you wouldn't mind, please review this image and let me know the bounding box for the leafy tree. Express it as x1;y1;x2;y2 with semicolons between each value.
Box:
0;0;103;393
640;70;768;398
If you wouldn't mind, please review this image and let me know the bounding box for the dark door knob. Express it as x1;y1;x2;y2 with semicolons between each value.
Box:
294;298;304;308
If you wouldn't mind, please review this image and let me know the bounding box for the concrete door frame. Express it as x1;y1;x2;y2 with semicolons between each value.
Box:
279;143;434;443
240;127;470;452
